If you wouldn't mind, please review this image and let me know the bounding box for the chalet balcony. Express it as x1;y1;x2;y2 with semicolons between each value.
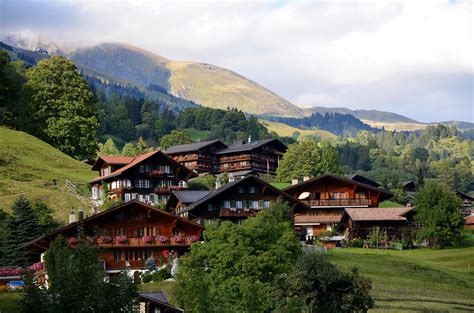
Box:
219;208;259;218
97;236;198;247
145;170;170;177
217;154;252;163
302;199;371;207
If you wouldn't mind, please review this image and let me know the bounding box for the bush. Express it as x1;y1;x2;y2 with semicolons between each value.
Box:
350;238;364;248
142;274;152;283
152;268;171;282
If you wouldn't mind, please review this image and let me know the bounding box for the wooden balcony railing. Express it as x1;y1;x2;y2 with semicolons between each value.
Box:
219;208;259;218
97;236;199;247
302;199;371;207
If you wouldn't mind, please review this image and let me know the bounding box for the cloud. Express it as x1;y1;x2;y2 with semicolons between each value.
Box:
0;0;472;122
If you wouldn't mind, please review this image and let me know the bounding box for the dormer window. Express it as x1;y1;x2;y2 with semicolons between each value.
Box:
238;186;244;193
249;187;255;193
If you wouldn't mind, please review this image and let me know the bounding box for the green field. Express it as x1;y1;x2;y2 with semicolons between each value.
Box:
0;127;95;221
182;128;211;142
328;239;474;312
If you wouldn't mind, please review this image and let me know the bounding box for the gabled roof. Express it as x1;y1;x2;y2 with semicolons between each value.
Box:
457;191;474;201
344;207;414;222
89;150;197;184
346;174;381;188
137;292;184;312
23;200;205;251
180;175;309;214
172;190;211;204
91;156;134;171
465;215;474;225
215;138;287;155
163;140;227;154
294;215;342;224
283;173;393;198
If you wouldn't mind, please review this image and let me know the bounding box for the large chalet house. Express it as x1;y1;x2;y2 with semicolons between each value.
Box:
166;175;308;224
164;138;287;176
283;174;394;239
25;201;204;274
90;151;197;207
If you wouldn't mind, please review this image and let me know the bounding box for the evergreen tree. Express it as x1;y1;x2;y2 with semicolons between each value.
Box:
2;196;42;266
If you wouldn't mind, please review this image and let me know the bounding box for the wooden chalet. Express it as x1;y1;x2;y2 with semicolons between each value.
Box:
163;140;228;173
24;201;204;273
338;207;416;240
346;174;381;188
137;292;184;313
465;215;474;230
167;175;308;224
456;191;473;217
283;174;393;239
90;151;197;207
214;138;287;175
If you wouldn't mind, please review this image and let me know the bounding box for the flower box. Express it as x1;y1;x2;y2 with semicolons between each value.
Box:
100;235;113;244
116;235;128;244
188;235;199;242
173;235;184;243
0;268;22;276
142;235;153;243
156;235;169;243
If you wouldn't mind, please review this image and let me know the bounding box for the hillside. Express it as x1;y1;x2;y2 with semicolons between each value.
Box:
260;120;338;141
68;43;303;117
0;127;95;221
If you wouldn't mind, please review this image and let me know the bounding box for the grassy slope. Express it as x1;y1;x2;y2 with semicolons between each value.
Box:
260;120;338;141
166;62;304;117
0;127;95;221
329;239;474;312
182;128;211;142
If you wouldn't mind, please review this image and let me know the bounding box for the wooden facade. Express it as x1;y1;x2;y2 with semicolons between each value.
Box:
90;151;197;207
164;139;287;176
25;201;204;271
283;174;393;238
168;175;308;224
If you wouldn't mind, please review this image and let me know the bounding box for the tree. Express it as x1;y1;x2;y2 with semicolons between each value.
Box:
187;175;216;191
41;235;138;312
0;51;26;127
33;200;61;234
23;56;99;160
175;201;301;312
160;130;193;149
1;196;42;266
97;137;120;156
277;252;373;312
414;181;465;248
277;139;341;182
122;142;138;156
135;136;150;154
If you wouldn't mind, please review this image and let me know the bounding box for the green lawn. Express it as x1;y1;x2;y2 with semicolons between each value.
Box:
0;127;95;221
379;200;404;208
0;292;22;313
140;280;179;306
182;128;211;142
328;239;474;312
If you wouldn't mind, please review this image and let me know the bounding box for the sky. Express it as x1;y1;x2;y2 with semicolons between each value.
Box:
0;0;472;123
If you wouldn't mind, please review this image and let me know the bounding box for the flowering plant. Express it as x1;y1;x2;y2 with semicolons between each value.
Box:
27;262;43;271
100;235;113;243
142;235;153;243
86;236;96;244
67;237;78;246
173;235;184;243
188;235;199;242
116;235;128;243
162;250;170;258
0;268;22;276
156;235;168;243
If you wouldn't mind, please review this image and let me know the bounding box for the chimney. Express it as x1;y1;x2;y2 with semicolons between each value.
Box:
215;177;222;190
248;135;251;143
303;176;310;182
69;208;76;224
228;173;235;183
77;208;84;221
291;179;299;186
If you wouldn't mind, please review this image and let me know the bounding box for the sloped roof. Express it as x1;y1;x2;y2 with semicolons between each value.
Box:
172;190;211;204
89;150;197;184
180;175;309;214
91;156;134;170
283;173;393;198
137;292;184;312
163;140;227;154
465;215;474;225
346;174;381;188
215;139;287;155
294;215;342;224
345;207;414;222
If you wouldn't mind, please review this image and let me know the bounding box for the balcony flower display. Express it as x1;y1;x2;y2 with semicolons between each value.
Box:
156;235;168;243
100;235;113;243
67;237;78;246
173;235;184;243
0;268;22;276
116;235;128;244
28;262;43;271
162;250;170;258
86;236;96;244
142;235;153;243
188;235;199;242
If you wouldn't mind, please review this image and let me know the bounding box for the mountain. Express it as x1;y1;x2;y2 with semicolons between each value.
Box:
0;127;95;221
69;43;304;117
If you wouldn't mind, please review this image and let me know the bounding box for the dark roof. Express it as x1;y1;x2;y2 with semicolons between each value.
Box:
345;207;414;221
283;173;393;198
457;191;474;201
23;200;205;251
163;140;227;154
89;150;197;184
465;216;474;225
215;139;287;155
180;175;309;214
172;190;211;204
216;170;256;178
137;292;184;312
346;174;381;188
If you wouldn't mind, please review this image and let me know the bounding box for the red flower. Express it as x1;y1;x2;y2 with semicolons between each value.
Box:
162;250;170;258
173;235;184;243
67;237;78;246
142;235;153;243
116;235;128;243
188;235;199;242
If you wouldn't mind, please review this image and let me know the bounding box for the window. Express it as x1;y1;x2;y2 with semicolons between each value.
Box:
264;201;271;209
223;163;228;169
146;227;154;236
358;192;367;199
124;193;131;201
135;227;144;237
223;200;231;209
113;250;121;261
240;161;247;166
331;192;340;200
124;250;132;261
144;180;150;188
144;250;152;259
250;201;259;209
238;186;244;193
139;165;145;173
134;250;143;260
208;203;214;212
249;187;255;193
236;201;243;209
113;227;123;236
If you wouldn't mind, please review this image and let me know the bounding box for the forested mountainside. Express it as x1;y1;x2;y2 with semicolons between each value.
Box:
303;106;418;123
270;112;380;137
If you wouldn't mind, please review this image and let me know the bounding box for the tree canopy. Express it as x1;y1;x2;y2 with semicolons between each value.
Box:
160;130;193;149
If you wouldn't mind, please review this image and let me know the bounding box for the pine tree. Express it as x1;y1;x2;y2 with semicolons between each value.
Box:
2;196;42;266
